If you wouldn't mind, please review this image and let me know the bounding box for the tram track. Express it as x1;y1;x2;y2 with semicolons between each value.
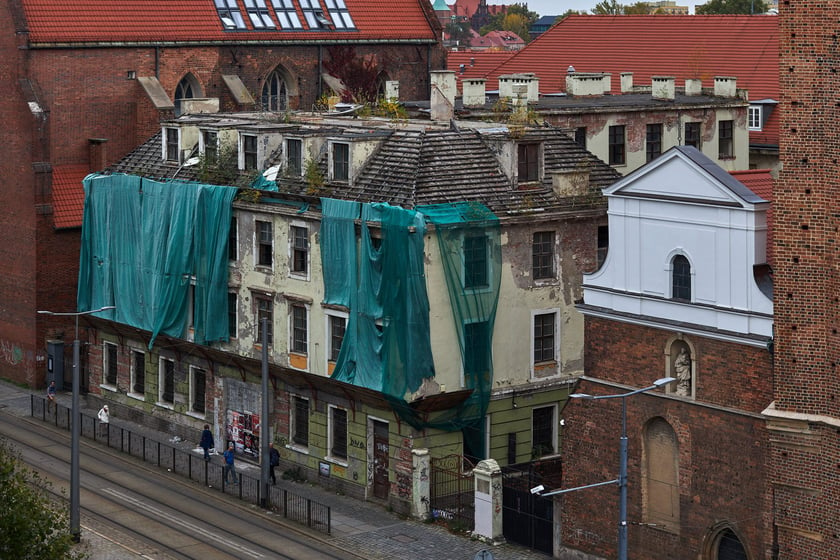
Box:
0;409;359;560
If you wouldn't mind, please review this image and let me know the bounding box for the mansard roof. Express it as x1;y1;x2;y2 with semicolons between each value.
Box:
107;115;621;217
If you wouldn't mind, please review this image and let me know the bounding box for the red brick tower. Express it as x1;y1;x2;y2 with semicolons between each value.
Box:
768;3;840;558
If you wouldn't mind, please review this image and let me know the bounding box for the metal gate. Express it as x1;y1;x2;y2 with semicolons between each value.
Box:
502;457;562;554
430;454;475;531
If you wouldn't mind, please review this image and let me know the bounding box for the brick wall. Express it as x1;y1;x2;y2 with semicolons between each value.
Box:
560;317;771;559
770;3;840;558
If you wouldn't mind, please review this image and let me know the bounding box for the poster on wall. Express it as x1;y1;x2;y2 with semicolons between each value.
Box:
226;409;260;458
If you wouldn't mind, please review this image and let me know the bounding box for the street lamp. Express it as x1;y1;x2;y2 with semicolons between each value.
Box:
567;377;675;560
37;305;115;543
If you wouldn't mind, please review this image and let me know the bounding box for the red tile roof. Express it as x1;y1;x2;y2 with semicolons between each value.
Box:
446;50;515;89
21;0;437;44
482;15;780;146
52;165;89;229
731;168;774;264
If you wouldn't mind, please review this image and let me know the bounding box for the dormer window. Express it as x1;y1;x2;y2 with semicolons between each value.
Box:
748;105;762;131
331;142;349;182
286;138;303;175
240;134;258;171
671;254;691;301
517;142;541;184
164;128;180;162
201;130;218;163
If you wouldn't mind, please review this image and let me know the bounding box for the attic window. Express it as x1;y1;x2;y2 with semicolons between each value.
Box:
517;142;541;184
331;142;349;181
271;0;303;28
300;0;333;28
748;105;762;131
215;0;247;29
324;0;356;29
244;0;276;28
164;128;180;162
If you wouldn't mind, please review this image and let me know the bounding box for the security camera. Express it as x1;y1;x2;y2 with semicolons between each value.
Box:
530;485;545;495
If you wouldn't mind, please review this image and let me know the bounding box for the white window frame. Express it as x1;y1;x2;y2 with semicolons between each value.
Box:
530;309;560;379
189;365;207;417
239;133;259;171
285;137;303;176
255;219;274;270
461;232;492;292
128;348;146;400
748;105;762;131
102;341;118;391
324;310;349;372
158;356;175;408
163;127;181;163
288;221;310;281
327;404;349;465
329;141;350;182
289;303;309;358
199;129;219;160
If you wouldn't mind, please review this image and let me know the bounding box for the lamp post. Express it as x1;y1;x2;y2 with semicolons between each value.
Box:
37;305;115;543
567;377;675;560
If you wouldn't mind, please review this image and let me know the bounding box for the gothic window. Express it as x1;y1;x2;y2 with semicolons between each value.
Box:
262;69;288;112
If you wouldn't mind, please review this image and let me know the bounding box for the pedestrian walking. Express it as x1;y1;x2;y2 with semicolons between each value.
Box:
46;381;57;412
200;424;214;461
268;442;280;485
223;443;237;484
97;404;109;437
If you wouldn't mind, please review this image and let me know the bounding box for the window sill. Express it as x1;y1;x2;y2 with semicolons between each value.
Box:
155;401;175;410
324;455;349;468
100;384;118;393
255;265;274;273
127;392;146;402
187;411;206;420
286;443;310;455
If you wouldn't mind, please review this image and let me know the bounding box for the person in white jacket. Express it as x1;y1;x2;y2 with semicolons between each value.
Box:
97;404;109;437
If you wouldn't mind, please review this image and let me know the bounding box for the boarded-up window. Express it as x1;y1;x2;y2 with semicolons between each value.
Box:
644;417;680;532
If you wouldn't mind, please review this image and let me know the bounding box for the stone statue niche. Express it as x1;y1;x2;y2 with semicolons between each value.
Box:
672;344;692;397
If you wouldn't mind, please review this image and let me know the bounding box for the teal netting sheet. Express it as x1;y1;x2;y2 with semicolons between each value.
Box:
323;199;435;403
77;173;237;348
416;201;501;458
322;198;501;452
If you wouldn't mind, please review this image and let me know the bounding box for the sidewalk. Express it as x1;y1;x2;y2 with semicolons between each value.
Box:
0;380;553;560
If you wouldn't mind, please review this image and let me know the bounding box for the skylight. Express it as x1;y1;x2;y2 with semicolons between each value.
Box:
213;0;356;32
244;0;276;28
324;0;355;29
271;0;304;29
215;0;247;29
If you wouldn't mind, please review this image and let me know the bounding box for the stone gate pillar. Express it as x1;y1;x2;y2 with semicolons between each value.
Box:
473;458;504;544
411;448;430;520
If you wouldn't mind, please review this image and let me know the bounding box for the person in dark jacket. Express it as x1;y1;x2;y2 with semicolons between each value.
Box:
199;424;214;462
268;442;280;485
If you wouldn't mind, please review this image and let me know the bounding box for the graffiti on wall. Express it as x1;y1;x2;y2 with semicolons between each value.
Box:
226;410;260;458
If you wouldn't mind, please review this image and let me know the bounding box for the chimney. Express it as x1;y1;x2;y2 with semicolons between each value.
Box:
602;73;612;94
621;72;634;93
385;80;399;101
551;168;591;197
88;138;108;172
714;76;737;98
499;73;539;102
685;78;702;96
511;84;528;109
565;73;607;97
462;78;487;107
430;70;456;121
651;76;675;100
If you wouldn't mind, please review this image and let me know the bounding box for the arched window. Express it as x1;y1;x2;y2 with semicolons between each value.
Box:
703;523;751;560
672;254;691;301
643;417;679;532
174;74;201;117
262;69;288;112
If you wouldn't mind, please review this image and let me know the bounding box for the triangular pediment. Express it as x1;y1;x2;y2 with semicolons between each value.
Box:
604;147;765;208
